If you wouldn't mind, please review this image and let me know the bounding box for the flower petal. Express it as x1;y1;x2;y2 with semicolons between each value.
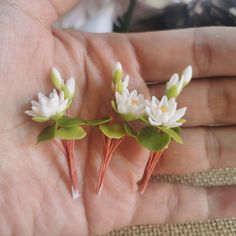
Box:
166;122;182;128
167;98;177;118
25;110;36;117
31;100;40;107
177;78;184;94
40;105;52;118
32;106;44;116
38;93;48;105
167;73;179;89
148;117;161;126
123;75;129;89
159;95;168;108
117;105;127;114
57;99;69;113
169;107;187;123
182;65;192;85
65;77;75;96
59;91;65;103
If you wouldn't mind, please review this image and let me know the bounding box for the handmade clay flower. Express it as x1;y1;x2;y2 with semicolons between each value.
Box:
145;96;186;128
51;67;76;99
137;67;192;194
64;77;76;98
112;62;125;93
25;68;87;200
112;63;145;121
51;67;64;90
166;65;192;99
115;88;145;120
112;62;122;78
96;62;132;195
25;89;69;122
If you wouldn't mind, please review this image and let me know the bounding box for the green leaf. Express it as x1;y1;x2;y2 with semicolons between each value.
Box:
177;118;186;124
124;122;137;137
120;113;139;121
172;127;182;135
158;126;183;144
137;126;171;151
56;126;86;140
166;85;178;99
37;124;56;143
87;116;112;126
111;100;118;113
139;115;149;124
32;117;49;123
99;124;126;139
57;116;87;127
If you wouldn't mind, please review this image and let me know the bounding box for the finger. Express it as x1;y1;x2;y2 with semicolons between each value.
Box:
149;78;236;126
128;27;236;81
12;0;79;26
132;183;236;225
153;126;236;175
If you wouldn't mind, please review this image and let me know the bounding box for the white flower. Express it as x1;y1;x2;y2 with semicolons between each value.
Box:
145;96;186;128
166;65;192;98
114;73;145;120
25;89;69;122
115;88;145;120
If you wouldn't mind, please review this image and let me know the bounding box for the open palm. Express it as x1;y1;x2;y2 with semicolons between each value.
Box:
0;1;236;235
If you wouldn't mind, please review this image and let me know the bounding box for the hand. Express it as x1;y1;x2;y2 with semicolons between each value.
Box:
0;1;235;235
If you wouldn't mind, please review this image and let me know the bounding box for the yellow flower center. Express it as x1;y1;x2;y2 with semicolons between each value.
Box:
131;99;138;106
160;105;168;113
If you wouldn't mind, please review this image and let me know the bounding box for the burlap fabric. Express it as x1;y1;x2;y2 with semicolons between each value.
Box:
105;168;236;236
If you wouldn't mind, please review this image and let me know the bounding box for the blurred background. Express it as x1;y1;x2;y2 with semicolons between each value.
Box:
55;0;236;33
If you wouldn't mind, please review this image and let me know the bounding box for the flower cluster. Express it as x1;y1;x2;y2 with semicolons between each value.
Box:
95;62;192;195
25;68;83;200
25;68;75;122
25;63;193;198
109;62;192;194
166;66;192;99
112;62;192;130
25;67;111;199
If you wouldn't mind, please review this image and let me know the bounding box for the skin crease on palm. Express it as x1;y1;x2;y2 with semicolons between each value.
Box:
0;0;236;235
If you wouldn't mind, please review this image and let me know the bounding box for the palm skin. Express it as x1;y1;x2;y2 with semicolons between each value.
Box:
0;1;236;235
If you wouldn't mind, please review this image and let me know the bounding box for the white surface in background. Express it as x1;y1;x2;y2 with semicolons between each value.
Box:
79;2;115;33
54;0;193;32
54;0;128;32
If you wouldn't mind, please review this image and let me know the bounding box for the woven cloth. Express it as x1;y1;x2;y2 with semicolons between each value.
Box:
105;168;236;236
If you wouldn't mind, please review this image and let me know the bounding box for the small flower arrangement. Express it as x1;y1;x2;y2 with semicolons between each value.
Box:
97;62;192;194
25;68;110;199
25;63;192;199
